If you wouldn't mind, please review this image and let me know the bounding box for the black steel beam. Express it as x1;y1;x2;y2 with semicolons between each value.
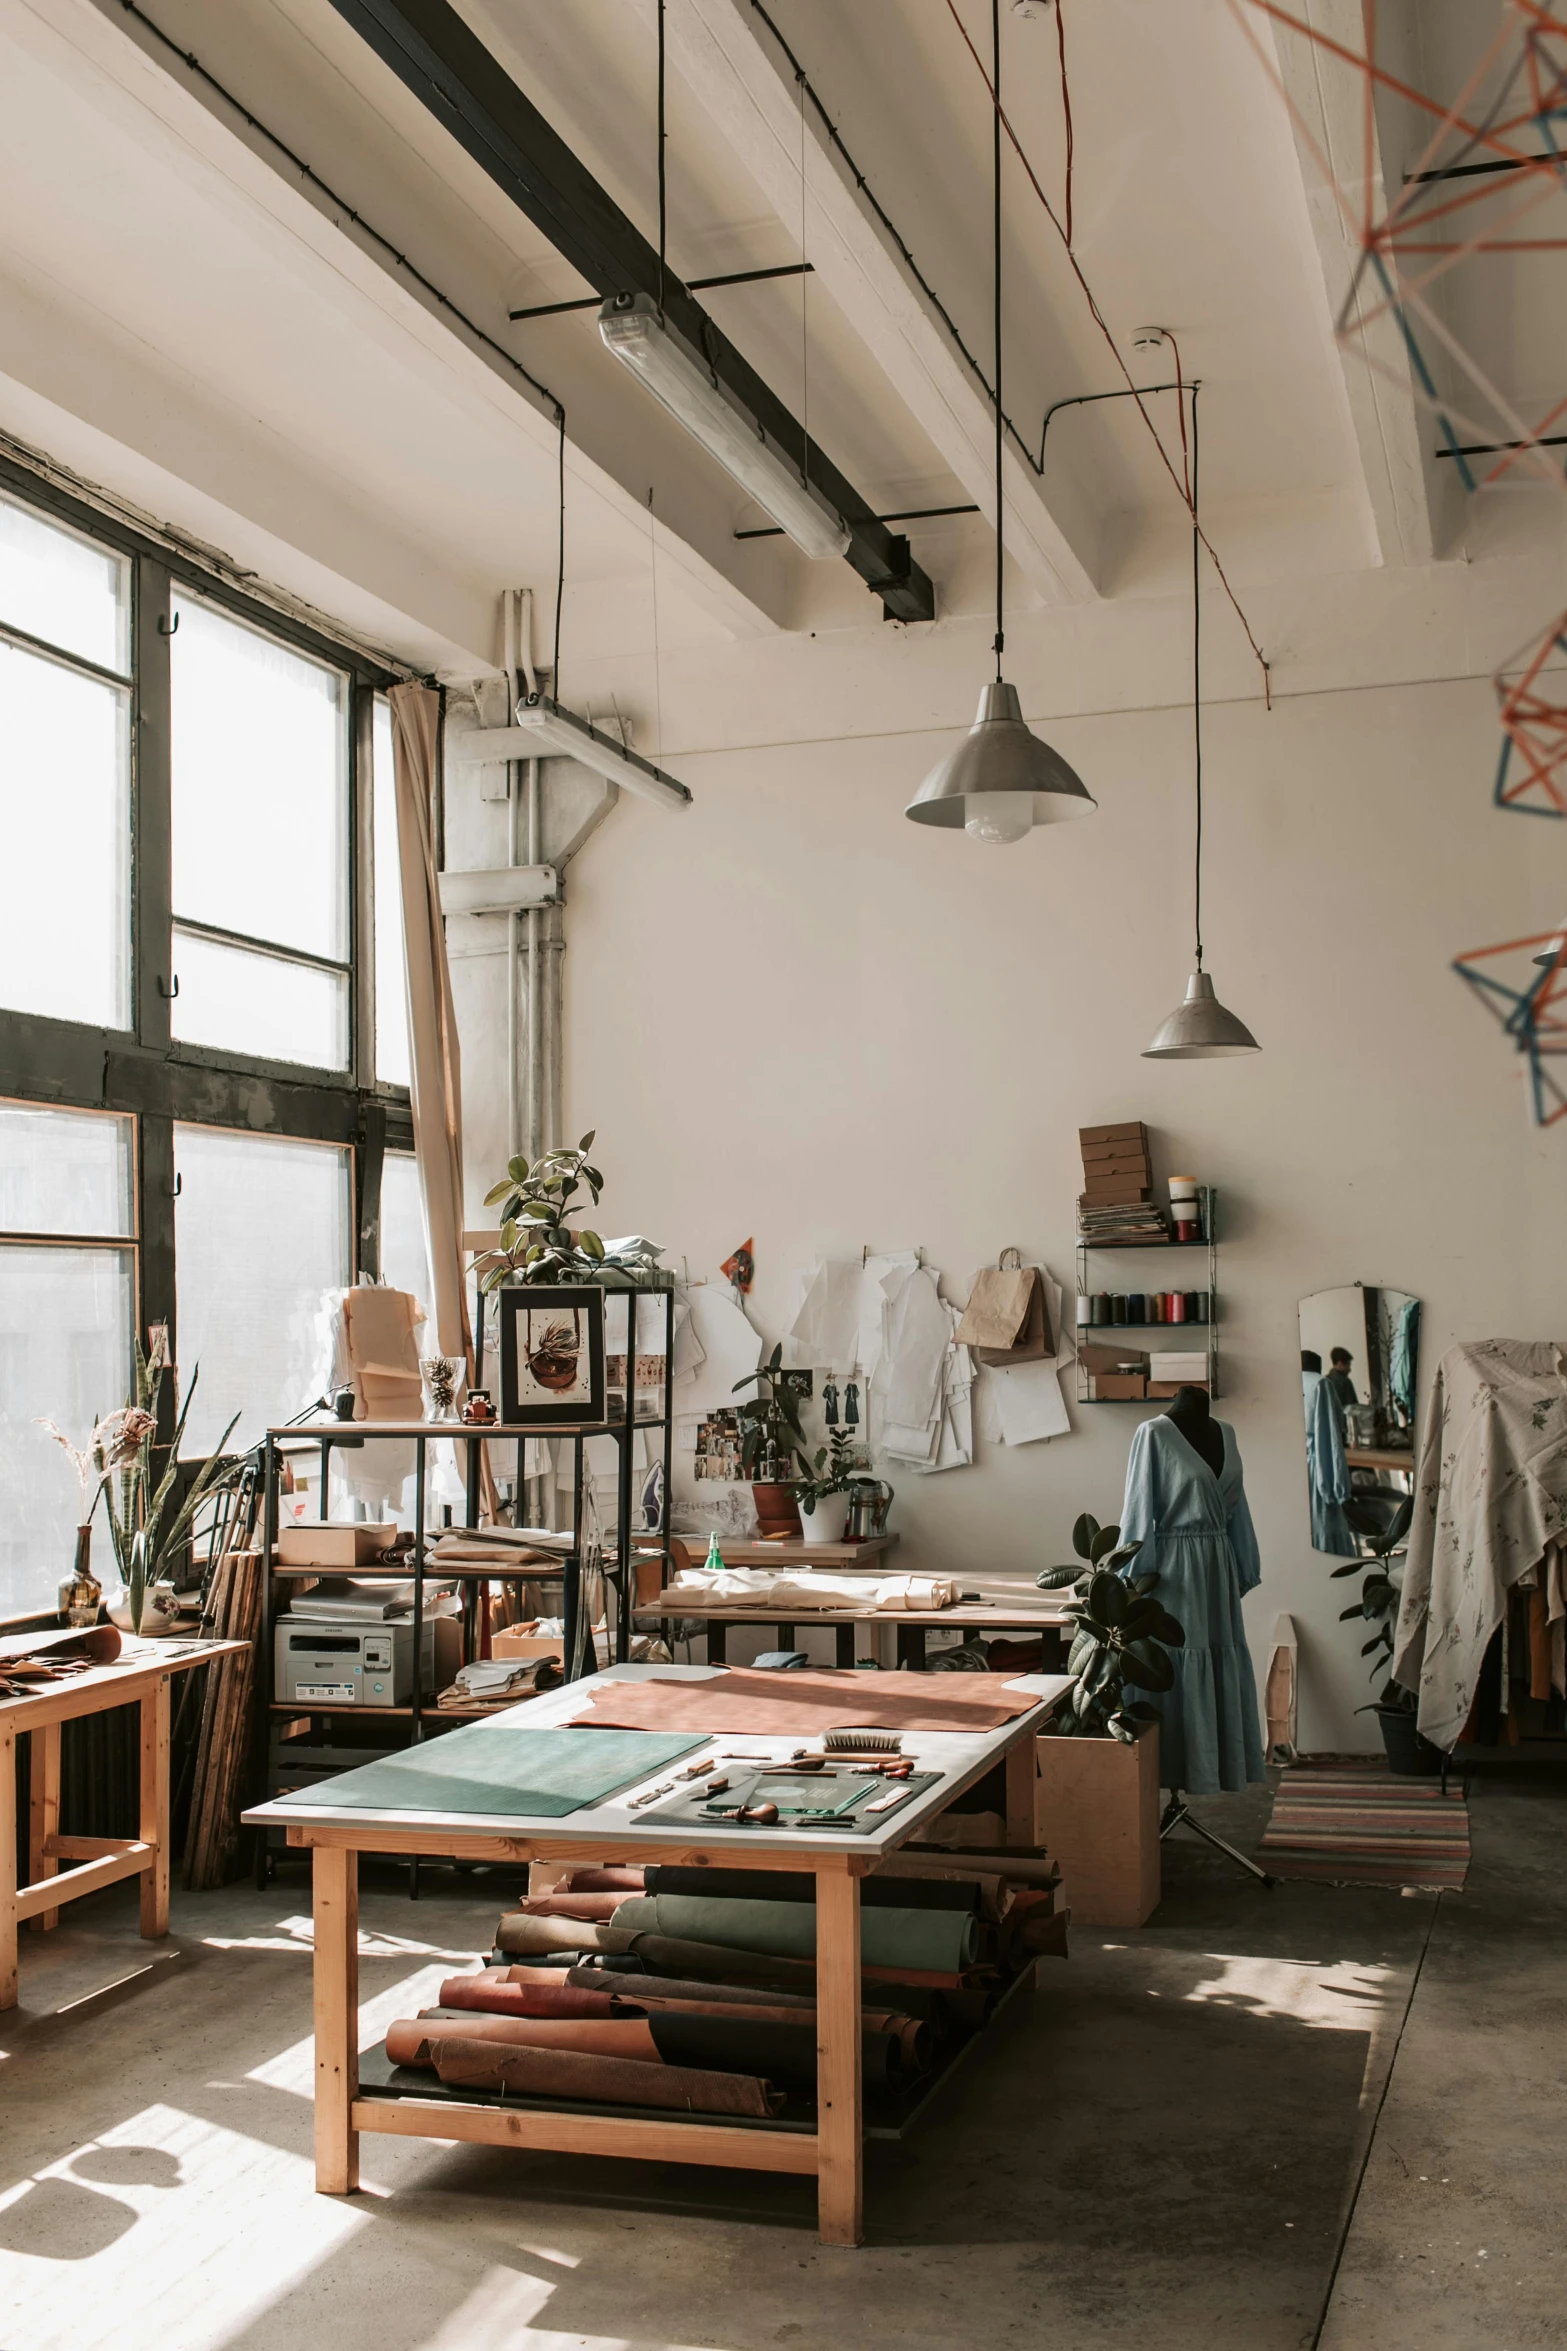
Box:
327;0;934;622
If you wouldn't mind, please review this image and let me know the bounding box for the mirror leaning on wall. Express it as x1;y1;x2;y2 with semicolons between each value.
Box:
1298;1284;1421;1559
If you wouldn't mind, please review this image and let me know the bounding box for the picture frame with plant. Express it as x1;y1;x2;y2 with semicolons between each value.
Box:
1037;1512;1186;1743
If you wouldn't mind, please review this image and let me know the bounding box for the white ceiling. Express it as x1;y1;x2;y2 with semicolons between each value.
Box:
0;0;1554;675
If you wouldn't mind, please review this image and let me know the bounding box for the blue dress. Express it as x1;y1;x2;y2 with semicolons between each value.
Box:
1304;1372;1356;1556
1118;1414;1266;1794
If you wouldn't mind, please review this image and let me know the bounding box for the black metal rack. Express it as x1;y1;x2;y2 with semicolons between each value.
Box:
255;1285;677;1876
1074;1186;1220;1403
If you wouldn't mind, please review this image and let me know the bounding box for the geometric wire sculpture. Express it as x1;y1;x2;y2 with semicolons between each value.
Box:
1452;928;1567;1123
1494;610;1567;817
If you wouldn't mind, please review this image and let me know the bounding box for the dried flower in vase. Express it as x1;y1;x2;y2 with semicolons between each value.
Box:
423;1355;460;1418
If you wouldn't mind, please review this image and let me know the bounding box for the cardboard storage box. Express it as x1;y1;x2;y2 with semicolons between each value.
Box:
1094;1373;1148;1399
276;1522;399;1569
1035;1720;1160;1927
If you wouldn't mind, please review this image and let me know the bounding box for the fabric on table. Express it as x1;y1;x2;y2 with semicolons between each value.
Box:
496;1915;615;1958
571;1666;1041;1735
297;1725;705;1817
1305;1372;1356;1557
438;1974;620;2017
661;1566;959;1612
1118;1414;1266;1796
427;2033;782;2117
388;2014;660;2067
1394;1341;1567;1749
642;1865;982;1913
610;1894;979;1973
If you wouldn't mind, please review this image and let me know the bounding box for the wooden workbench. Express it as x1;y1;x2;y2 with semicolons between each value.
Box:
638;1591;1073;1669
0;1634;247;2007
244;1659;1070;2246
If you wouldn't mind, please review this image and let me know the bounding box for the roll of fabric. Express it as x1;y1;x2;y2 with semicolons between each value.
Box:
598;1932;819;1993
644;2011;911;2092
388;2014;659;2067
643;1865;984;1915
565;1967;929;2065
496;1914;613;1958
427;2034;782;2117
509;1892;631;1922
567;1964;816;2011
561;1867;646;1893
612;1895;979;1974
438;1974;621;2018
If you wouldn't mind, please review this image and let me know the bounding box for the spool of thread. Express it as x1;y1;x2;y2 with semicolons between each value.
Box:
1191;1291;1210;1324
1091;1292;1111;1326
1110;1293;1127;1325
1128;1293;1147;1325
1173;1212;1200;1244
1169;1291;1188;1324
1152;1293;1168;1324
1076;1293;1091;1327
1185;1291;1203;1323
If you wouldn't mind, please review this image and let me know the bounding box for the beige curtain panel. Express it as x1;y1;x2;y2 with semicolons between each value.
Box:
389;681;472;1376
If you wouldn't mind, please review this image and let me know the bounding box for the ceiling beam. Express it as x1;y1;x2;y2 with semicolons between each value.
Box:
645;0;1100;604
1257;0;1442;566
326;0;935;622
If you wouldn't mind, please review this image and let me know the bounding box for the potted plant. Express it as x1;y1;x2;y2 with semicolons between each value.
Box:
732;1345;816;1540
1331;1507;1441;1775
1032;1514;1186;1927
790;1427;864;1544
473;1133;668;1292
36;1404;153;1624
98;1327;244;1635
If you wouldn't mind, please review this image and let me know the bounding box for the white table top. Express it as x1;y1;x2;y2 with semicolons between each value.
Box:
243;1661;1073;1862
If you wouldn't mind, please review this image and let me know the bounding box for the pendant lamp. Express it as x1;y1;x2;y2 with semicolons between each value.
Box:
1143;385;1259;1059
905;0;1093;841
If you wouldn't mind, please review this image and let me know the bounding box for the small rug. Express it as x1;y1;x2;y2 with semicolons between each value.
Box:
1259;1768;1470;1892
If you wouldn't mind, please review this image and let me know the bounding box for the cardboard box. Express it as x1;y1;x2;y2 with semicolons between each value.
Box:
276;1523;399;1569
1080;1137;1149;1166
1080;1178;1152;1205
1079;1121;1148;1146
1080;1343;1149;1374
1148;1379;1209;1398
1094;1373;1148;1399
492;1622;566;1660
1035;1721;1160;1927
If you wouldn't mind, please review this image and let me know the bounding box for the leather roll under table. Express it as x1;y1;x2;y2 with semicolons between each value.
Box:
0;1633;248;2009
243;1658;1070;2247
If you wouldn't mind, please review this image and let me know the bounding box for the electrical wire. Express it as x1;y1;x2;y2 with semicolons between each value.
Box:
656;0;668;320
1055;0;1075;249
553;411;565;698
799;67;811;489
1191;379;1204;968
992;0;1005;675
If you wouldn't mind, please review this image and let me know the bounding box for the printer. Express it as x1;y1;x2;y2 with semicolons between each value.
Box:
275;1592;437;1706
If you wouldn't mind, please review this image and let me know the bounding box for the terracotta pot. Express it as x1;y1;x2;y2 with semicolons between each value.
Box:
1033;1720;1161;1927
751;1483;804;1542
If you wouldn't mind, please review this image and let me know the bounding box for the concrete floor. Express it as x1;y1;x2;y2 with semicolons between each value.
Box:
0;1765;1560;2351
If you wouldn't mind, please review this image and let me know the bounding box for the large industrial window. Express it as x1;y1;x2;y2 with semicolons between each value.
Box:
0;460;419;1617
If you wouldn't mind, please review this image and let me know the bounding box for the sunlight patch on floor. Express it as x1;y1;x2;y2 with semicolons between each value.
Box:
1180;1952;1400;2029
409;2262;722;2351
0;2102;366;2351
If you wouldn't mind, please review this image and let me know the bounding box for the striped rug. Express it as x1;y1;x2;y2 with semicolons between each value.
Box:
1260;1768;1470;1892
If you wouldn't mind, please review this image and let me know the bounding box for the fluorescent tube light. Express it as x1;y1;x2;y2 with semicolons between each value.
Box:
598;293;852;561
450;700;692;813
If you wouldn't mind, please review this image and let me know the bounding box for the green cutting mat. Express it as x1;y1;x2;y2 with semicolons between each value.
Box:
299;1727;706;1817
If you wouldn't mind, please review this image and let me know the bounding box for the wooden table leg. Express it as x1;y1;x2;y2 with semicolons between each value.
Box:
139;1675;172;1939
313;1844;360;2194
815;1866;863;2247
28;1724;61;1931
1;1724;17;2008
1005;1725;1037;1849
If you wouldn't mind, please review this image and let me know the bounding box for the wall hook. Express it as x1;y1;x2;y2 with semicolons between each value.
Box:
157;611;180;636
157;973;180;1000
166;1173;182;1198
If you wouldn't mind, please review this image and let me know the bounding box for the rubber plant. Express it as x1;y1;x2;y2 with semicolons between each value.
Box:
1038;1513;1186;1742
473;1134;668;1292
732;1345;816;1480
1332;1500;1415;1715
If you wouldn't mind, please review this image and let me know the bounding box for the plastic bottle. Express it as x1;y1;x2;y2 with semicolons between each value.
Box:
704;1530;726;1573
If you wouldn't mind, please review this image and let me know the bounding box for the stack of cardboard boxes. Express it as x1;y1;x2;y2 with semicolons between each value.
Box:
1076;1122;1166;1244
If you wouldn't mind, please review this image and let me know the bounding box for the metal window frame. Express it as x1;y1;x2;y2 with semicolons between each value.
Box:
0;457;415;1465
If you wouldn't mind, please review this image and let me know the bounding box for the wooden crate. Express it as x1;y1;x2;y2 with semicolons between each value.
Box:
1033;1721;1160;1927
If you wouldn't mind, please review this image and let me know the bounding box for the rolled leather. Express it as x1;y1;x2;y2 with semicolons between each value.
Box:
645;2011;913;2092
568;1964;817;2010
428;2033;783;2117
387;2014;659;2068
495;1914;612;1958
437;1975;621;2018
560;1867;646;1892
509;1892;631;1922
611;1895;979;1974
643;1865;982;1914
595;1932;818;1993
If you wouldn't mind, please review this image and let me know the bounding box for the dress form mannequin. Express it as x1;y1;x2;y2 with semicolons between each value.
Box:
1164;1384;1224;1478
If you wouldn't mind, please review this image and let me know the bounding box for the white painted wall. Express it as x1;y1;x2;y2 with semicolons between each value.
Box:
524;548;1567;1756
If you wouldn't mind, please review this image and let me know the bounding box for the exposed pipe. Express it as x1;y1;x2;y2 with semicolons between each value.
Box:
502;591;522;1163
525;756;543;1158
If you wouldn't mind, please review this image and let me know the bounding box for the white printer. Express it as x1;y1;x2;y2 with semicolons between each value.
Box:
275;1582;437;1705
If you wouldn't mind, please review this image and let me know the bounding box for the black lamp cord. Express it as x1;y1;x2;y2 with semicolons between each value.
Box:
992;0;1005;681
656;0;668;322
1192;382;1202;972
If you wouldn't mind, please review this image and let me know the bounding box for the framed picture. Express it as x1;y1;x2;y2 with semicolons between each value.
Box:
498;1287;607;1426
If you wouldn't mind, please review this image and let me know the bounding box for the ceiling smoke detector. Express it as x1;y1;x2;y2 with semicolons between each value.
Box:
1132;326;1169;352
1011;1;1045;17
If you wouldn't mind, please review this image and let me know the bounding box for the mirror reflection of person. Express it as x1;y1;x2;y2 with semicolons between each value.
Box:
1302;1347;1354;1554
1325;1348;1358;1411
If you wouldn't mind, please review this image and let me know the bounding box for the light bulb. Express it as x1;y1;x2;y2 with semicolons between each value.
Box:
964;791;1033;845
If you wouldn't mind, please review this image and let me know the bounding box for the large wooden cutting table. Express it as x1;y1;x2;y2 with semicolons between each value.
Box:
244;1659;1071;2246
0;1634;247;2008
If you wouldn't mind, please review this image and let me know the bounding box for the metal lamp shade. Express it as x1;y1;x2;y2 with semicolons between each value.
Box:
1143;969;1260;1059
905;681;1094;828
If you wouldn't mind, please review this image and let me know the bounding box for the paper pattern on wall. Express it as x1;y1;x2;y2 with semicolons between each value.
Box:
870;1263;974;1476
788;1258;864;1373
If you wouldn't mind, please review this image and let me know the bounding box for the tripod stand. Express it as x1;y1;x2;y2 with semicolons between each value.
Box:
1160;1789;1275;1886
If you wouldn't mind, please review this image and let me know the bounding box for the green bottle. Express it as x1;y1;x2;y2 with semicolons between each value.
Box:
704;1530;726;1573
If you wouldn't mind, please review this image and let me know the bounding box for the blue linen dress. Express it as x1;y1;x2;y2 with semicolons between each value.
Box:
1118;1414;1266;1794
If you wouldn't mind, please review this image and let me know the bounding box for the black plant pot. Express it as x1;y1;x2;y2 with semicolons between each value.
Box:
1376;1703;1443;1777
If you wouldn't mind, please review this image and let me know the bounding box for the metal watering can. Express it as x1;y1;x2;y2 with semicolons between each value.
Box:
844;1477;894;1542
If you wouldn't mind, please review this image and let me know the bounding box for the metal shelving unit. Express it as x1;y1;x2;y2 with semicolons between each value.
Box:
255;1285;677;1879
1074;1185;1220;1403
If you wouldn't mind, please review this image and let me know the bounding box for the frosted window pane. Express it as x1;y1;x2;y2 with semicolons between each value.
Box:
0;1104;133;1236
380;1152;431;1313
175;1126;350;1456
171;929;348;1071
373;695;411;1087
0;1245;134;1614
0;493;129;673
170;594;347;959
0;642;130;1028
